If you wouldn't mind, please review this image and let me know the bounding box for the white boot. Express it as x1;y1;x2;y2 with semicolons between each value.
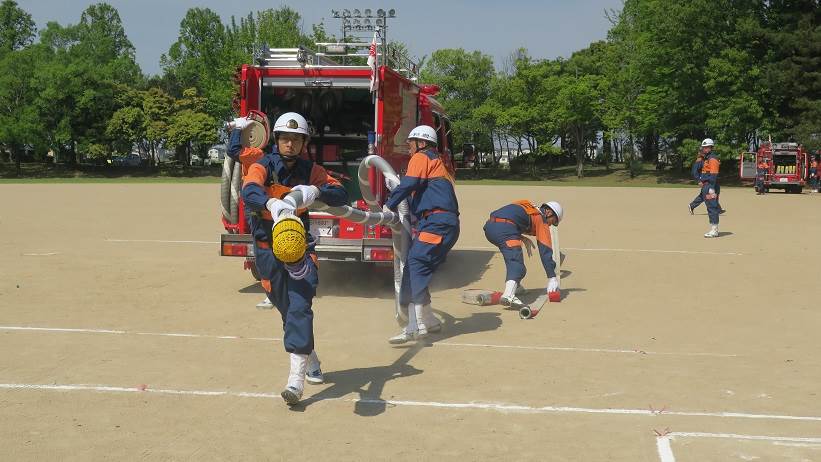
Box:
256;297;273;310
281;353;307;405
500;280;523;307
421;304;442;333
389;303;427;344
306;350;323;384
704;225;719;238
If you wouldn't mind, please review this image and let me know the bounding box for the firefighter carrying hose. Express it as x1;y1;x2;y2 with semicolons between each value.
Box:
234;112;349;405
699;138;721;238
483;200;563;307
383;125;460;344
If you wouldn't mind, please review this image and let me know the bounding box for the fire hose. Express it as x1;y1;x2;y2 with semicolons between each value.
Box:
280;155;412;326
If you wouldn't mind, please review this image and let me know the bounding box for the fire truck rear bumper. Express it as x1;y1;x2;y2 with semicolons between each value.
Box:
219;234;394;263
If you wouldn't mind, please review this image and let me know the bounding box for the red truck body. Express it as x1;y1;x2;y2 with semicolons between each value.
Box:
739;142;809;193
219;44;454;279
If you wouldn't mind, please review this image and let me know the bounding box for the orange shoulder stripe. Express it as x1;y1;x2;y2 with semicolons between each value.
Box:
244;163;267;187
405;153;430;179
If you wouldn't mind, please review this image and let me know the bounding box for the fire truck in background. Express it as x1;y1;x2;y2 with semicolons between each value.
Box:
739;142;810;193
219;40;455;280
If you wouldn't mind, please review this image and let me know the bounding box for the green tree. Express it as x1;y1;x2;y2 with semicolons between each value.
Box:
166;88;217;166
0;44;45;173
0;0;35;57
421;48;495;154
552;74;604;178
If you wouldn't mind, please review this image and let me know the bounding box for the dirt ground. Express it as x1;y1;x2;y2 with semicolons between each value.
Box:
1;183;820;461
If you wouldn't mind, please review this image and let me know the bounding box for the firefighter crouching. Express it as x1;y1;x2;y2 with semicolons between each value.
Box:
383;125;460;344
237;112;349;406
483;201;563;306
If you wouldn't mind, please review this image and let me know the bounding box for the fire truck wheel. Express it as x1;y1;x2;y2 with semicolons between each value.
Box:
796;187;803;194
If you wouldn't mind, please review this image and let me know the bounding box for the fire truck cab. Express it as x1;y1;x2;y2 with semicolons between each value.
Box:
219;41;455;279
739;142;809;193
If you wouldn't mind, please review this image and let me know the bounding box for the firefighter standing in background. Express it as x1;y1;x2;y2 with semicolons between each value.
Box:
756;157;770;195
699;138;722;238
236;112;349;405
483;200;563;307
383;125;460;344
809;156;818;193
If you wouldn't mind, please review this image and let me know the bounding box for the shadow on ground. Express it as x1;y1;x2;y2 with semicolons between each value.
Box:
293;309;503;415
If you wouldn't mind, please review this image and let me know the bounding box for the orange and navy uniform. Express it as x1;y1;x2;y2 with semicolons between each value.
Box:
384;148;459;218
385;148;460;306
484;200;556;281
699;152;721;225
241;151;347;244
699;152;720;187
239;147;348;356
227;129;267;178
757;161;769;176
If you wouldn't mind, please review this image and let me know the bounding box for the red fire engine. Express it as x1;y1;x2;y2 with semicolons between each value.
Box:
739;142;809;193
219;41;455;280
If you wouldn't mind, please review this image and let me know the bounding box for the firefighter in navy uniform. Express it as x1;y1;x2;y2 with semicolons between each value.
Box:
483;201;563;306
383;125;460;344
240;112;348;405
699;138;721;238
755;158;770;195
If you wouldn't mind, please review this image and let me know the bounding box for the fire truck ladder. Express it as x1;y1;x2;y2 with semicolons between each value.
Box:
254;42;420;81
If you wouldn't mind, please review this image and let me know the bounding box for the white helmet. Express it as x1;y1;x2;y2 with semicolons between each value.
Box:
542;201;564;224
701;138;715;147
407;125;438;145
273;112;309;136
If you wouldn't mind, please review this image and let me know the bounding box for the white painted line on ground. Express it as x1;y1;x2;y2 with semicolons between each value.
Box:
656;432;821;462
0;326;279;342
656;436;675;462
104;239;743;256
436;341;739;358
668;432;821;443
456;245;743;256
22;252;59;256
0;325;735;358
2;382;821;424
106;238;218;244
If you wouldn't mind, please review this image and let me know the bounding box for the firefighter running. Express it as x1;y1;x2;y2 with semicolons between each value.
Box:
698;138;722;238
383;125;460;344
483;201;563;307
231;112;349;406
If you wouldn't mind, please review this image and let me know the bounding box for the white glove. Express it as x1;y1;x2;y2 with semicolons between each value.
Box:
231;117;252;130
521;236;535;257
385;175;400;190
547;277;559;293
382;204;394;215
266;197;296;220
290;184;320;207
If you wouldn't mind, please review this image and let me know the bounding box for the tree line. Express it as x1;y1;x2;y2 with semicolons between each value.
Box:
423;0;819;176
0;1;329;172
0;0;818;178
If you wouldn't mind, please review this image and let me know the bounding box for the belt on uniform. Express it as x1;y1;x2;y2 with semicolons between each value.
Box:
422;208;451;218
488;217;515;225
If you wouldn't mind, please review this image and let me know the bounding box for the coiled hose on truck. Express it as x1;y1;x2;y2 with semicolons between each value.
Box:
283;155;412;326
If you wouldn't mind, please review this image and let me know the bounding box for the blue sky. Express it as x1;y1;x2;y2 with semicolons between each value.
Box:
18;0;623;76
